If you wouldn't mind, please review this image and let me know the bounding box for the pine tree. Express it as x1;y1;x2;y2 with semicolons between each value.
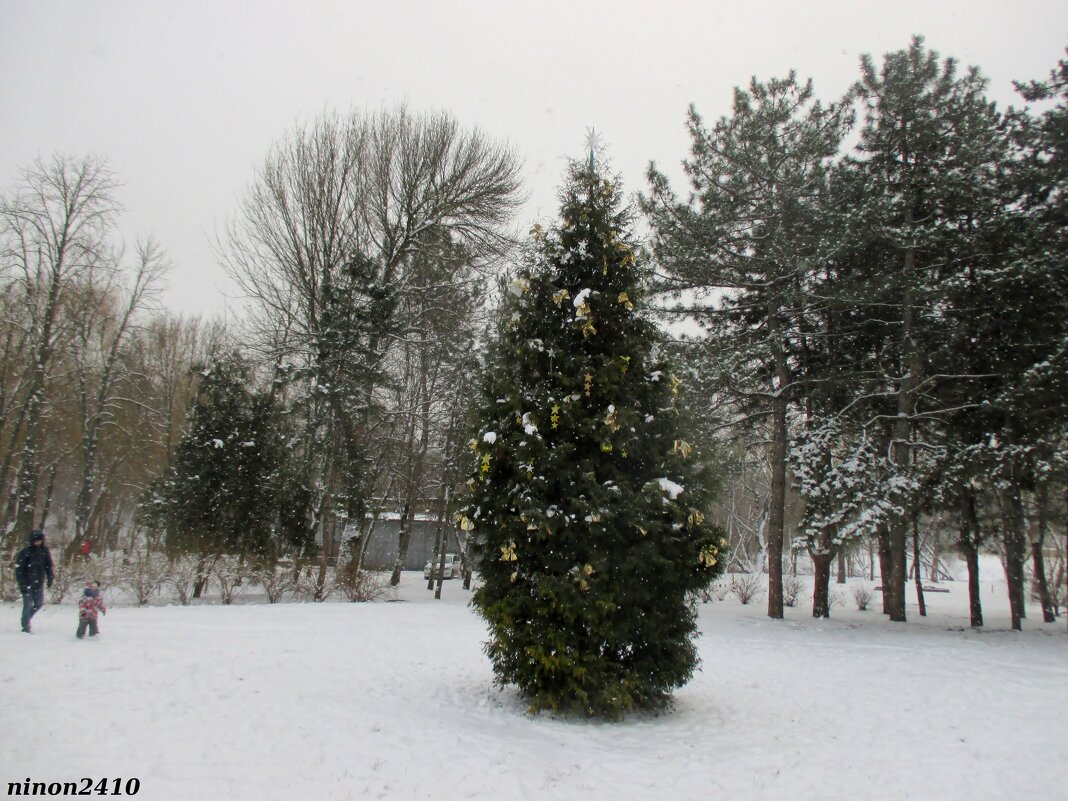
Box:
839;37;1009;621
143;351;291;561
465;154;725;717
643;74;853;620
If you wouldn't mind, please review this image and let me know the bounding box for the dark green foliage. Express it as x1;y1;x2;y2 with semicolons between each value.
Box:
142;352;300;560
642;73;853;618
465;159;725;717
283;251;398;526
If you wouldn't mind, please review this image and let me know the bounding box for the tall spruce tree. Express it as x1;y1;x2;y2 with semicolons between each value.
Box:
144;351;290;561
465;153;725;717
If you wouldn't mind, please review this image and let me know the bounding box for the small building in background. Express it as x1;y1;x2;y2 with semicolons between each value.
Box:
357;511;463;571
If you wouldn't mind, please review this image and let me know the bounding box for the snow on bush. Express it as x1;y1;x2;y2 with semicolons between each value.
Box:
336;560;394;602
729;572;765;605
169;554;207;605
113;549;171;607
852;583;875;611
255;561;295;604
783;574;803;608
293;564;336;602
213;555;247;605
49;559;89;604
698;577;731;603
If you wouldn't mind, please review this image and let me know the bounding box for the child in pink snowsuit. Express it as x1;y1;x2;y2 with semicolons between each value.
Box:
77;582;106;638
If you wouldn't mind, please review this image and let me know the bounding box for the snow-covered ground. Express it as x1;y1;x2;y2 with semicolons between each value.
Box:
3;567;1066;801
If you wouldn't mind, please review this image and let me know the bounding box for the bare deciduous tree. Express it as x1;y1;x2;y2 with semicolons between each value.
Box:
221;106;523;578
67;237;167;548
0;154;120;550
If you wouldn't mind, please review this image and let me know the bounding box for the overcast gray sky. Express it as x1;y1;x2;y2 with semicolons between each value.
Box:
2;1;1065;316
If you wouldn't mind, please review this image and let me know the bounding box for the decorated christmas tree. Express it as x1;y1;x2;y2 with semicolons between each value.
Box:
465;146;725;717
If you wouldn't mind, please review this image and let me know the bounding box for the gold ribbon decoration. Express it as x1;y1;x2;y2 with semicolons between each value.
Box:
604;407;620;432
699;545;718;568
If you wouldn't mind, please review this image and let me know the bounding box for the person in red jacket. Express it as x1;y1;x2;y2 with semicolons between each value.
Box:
76;581;106;638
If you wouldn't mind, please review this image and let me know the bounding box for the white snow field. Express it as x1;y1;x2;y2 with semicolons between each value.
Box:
3;569;1066;801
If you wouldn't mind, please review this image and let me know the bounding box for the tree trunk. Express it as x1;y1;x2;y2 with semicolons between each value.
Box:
886;519;909;622
434;487;451;599
1000;480;1028;631
766;393;787;620
836;549;847;584
315;490;336;602
913;514;926;617
885;203;919;624
0;400;29;550
427;521;444;591
959;490;983;628
461;554;472;589
389;500;413;586
811;550;833;618
193;554;212;599
38;462;58;534
877;525;894;615
12;388;45;541
961;541;983;628
1031;482;1056;623
13;275;65;543
1030;540;1056;623
434;533;449;600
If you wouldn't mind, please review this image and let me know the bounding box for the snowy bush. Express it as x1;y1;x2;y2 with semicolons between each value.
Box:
293;564;335;602
254;561;295;604
169;555;204;605
335;560;394;602
729;572;765;605
852;583;875;611
116;549;171;607
783;575;803;608
213;556;247;605
49;559;89;604
0;559;20;602
829;589;845;610
699;577;731;603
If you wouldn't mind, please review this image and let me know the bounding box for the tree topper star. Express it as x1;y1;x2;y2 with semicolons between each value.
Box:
585;127;603;170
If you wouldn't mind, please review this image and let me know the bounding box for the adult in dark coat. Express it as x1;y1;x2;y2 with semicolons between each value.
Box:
15;530;54;633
